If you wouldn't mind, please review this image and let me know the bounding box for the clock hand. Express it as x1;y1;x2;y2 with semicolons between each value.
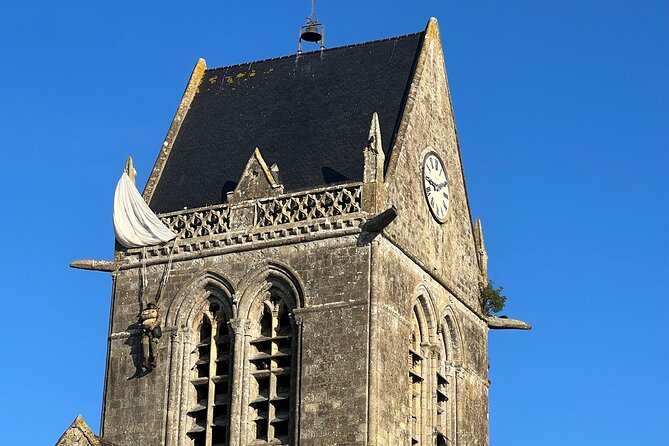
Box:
436;181;448;191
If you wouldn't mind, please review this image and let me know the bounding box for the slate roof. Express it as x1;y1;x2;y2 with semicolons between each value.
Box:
149;32;425;213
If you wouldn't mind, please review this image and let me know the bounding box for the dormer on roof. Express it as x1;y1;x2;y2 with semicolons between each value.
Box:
227;148;284;204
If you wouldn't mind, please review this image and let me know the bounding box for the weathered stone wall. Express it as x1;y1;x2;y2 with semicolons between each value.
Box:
101;222;488;446
364;20;490;446
298;302;369;446
369;238;488;446
103;266;168;446
102;235;371;446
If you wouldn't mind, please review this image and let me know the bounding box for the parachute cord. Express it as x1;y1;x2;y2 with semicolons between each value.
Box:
141;247;148;306
156;239;177;305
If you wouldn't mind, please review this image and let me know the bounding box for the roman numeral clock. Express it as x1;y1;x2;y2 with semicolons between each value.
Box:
422;150;450;223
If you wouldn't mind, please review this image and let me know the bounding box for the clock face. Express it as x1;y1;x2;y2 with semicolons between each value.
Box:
422;152;449;223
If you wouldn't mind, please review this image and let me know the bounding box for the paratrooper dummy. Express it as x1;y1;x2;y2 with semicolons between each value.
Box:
140;302;162;369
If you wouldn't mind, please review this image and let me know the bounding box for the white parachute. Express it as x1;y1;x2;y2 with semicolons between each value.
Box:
113;166;176;248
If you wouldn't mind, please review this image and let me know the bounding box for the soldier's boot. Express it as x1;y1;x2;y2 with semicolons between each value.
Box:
143;357;150;370
151;354;158;369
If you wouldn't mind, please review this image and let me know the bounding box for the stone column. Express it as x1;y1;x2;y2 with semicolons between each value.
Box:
178;329;195;446
420;342;434;445
426;343;441;443
164;328;183;446
453;366;463;446
228;318;250;446
290;311;304;443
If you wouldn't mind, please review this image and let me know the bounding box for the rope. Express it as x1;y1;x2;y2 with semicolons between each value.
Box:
141;247;148;306
155;238;178;305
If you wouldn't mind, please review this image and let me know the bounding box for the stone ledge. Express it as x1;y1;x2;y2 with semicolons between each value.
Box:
119;219;366;270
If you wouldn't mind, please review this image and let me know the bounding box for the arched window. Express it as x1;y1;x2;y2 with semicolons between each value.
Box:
165;268;302;446
435;333;449;446
247;288;296;445
436;312;462;446
187;298;233;446
409;304;426;446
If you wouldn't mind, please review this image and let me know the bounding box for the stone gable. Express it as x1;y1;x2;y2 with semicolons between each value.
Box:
382;18;484;312
55;416;113;446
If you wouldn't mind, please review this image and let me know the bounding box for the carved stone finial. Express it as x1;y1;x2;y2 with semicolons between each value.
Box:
368;112;381;148
124;156;137;184
270;163;280;183
363;112;384;184
474;218;488;283
362;112;386;213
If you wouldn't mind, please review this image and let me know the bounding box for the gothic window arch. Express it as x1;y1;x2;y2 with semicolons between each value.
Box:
409;302;428;446
244;281;299;446
187;296;234;446
435;310;463;446
162;272;236;446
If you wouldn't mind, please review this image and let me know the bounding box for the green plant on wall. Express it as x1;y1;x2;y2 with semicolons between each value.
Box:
480;281;507;316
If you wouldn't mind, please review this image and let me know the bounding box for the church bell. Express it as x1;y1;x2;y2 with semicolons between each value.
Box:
298;0;325;52
301;23;323;42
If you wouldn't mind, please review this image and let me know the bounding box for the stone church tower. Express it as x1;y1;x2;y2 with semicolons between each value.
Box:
66;17;529;446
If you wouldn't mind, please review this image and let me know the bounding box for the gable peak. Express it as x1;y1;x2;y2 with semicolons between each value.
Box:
227;148;284;203
55;415;108;446
426;17;440;38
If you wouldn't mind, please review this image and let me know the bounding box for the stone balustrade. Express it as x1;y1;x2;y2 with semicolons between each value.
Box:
158;183;363;241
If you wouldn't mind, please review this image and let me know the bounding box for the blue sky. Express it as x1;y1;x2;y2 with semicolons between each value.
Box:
0;1;666;445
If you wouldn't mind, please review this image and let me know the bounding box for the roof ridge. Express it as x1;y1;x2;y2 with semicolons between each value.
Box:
205;31;424;72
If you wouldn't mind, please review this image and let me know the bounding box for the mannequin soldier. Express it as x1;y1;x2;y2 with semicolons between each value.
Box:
140;302;162;369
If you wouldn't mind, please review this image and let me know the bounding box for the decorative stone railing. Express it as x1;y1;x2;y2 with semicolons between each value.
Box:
158;183;363;240
160;205;232;239
255;183;362;227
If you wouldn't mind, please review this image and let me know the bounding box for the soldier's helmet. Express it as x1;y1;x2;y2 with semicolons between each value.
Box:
147;302;156;309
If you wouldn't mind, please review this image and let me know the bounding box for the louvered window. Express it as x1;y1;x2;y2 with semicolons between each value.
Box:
187;301;233;446
409;306;424;446
436;314;459;446
435;370;449;446
248;296;294;445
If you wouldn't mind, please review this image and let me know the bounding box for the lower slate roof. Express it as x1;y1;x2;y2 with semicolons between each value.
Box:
149;32;424;213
